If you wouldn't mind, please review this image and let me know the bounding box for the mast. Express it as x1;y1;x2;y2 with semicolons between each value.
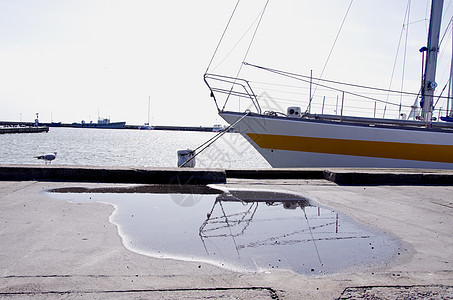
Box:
147;96;150;125
421;0;444;122
449;19;453;117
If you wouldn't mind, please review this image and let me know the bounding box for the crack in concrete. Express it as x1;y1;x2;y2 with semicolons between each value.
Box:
338;284;453;300
0;287;280;299
0;181;37;200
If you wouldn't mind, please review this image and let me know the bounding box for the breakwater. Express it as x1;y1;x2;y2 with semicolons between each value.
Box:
0;126;49;134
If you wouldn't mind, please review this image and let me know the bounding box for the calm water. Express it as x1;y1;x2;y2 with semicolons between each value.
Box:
45;187;401;274
0;127;270;168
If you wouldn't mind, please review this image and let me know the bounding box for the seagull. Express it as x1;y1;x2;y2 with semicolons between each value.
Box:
35;152;57;164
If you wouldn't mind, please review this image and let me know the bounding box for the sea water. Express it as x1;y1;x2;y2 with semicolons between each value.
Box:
0;127;270;168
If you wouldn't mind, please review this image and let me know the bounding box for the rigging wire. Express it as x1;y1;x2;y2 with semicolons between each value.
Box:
441;0;453;31
437;18;453;96
250;80;418;97
401;1;412;118
407;19;429;26
222;0;271;111
434;82;449;108
238;0;270;75
400;1;411;118
439;16;453;47
308;0;354;112
211;9;265;72
205;0;241;74
383;0;411;118
245;63;413;108
244;62;453;109
437;27;453;90
303;208;322;265
425;0;430;35
245;62;445;99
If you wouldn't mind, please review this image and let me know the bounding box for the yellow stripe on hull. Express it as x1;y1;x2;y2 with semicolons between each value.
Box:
246;133;453;164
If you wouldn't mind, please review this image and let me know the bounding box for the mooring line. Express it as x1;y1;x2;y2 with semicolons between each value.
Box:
179;111;250;168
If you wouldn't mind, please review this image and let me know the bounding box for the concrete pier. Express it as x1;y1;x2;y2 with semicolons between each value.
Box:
0;165;226;185
0;166;452;299
2;165;453;185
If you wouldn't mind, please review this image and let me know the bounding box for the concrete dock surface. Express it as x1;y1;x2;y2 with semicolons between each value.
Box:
0;168;452;299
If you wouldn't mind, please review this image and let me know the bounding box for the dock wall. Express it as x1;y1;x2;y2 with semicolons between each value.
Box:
0;165;226;185
1;165;453;185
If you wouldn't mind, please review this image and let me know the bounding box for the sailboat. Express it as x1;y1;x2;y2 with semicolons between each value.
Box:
204;0;453;169
139;96;155;130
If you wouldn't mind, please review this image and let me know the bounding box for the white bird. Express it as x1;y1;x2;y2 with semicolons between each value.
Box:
35;152;57;164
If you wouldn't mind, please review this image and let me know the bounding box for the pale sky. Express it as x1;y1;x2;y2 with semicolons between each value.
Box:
1;0;452;126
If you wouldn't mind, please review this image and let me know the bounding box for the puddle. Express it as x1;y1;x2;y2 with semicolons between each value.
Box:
44;186;401;274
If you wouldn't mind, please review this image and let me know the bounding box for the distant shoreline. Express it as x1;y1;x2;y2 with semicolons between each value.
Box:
0;125;49;134
0;121;234;132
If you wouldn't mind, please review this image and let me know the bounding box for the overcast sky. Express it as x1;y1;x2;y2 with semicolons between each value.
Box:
1;0;452;126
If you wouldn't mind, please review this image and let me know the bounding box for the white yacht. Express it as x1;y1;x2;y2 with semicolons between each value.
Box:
205;0;453;169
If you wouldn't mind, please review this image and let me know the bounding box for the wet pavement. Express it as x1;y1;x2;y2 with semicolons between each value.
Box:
0;178;452;299
45;187;401;275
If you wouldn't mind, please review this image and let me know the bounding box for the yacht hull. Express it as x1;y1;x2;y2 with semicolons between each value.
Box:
220;111;453;169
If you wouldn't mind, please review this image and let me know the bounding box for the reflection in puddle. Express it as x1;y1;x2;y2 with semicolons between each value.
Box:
45;187;401;274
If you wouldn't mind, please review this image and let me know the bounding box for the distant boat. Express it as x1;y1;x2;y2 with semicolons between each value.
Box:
72;118;126;129
139;123;155;130
49;122;62;127
212;124;225;132
139;96;154;130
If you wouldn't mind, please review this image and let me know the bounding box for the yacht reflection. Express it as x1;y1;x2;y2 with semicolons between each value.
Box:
198;190;340;257
214;190;311;208
46;188;394;274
